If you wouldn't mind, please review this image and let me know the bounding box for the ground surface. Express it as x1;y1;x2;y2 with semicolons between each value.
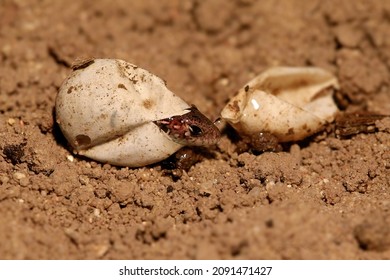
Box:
1;0;390;259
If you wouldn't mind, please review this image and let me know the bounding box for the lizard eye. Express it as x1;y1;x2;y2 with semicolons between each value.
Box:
189;125;203;137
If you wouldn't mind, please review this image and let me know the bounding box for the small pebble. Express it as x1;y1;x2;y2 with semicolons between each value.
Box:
93;208;100;217
219;77;229;86
248;186;261;197
19;178;29;187
79;175;89;185
13;172;26;180
13;172;29;187
7;118;16;126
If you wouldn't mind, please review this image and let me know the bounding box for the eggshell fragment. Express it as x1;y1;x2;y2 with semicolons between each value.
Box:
221;67;340;142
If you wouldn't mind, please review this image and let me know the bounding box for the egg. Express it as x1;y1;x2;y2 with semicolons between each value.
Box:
55;58;220;167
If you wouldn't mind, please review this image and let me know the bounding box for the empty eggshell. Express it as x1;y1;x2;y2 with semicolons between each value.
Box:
221;66;340;142
56;58;220;167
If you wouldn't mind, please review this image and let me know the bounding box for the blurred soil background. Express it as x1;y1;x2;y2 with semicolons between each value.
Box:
0;0;390;259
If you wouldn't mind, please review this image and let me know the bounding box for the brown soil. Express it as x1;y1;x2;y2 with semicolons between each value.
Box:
1;0;390;260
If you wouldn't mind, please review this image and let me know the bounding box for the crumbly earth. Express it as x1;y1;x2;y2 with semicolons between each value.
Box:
1;0;390;259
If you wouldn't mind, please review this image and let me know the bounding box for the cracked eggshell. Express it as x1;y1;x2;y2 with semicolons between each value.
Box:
221;66;340;142
55;58;190;167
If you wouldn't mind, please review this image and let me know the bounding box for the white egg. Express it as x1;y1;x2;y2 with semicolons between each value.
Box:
221;66;340;142
56;58;220;167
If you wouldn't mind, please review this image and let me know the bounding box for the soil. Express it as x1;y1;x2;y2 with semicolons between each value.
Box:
1;0;390;260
